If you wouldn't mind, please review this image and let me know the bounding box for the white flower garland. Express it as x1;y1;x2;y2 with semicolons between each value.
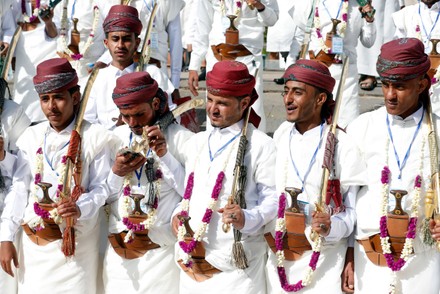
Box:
219;0;243;18
58;1;100;61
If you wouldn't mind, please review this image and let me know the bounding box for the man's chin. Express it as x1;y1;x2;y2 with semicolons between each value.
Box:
130;128;143;135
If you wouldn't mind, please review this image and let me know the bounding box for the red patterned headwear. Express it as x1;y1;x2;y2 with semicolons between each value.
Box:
113;72;158;107
206;60;260;127
282;59;335;94
377;38;430;82
33;58;78;94
103;5;142;35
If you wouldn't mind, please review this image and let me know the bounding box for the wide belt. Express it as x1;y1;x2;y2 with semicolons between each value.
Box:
108;231;160;260
22;222;62;246
211;43;252;61
177;238;221;282
309;50;338;67
358;213;410;267
265;211;312;261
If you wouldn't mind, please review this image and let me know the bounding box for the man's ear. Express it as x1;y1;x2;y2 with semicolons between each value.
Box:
135;37;141;51
316;92;327;107
240;96;251;111
418;77;429;94
152;97;160;111
72;89;81;106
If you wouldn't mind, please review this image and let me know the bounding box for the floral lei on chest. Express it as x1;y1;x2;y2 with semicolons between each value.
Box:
219;0;242;18
21;0;40;23
30;141;67;230
58;0;100;61
120;153;162;244
380;134;425;294
177;134;238;267
314;0;349;54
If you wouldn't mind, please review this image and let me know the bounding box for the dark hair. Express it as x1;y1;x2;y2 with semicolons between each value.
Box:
68;85;80;95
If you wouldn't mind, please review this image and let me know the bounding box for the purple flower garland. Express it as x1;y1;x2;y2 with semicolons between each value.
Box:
379;167;420;272
178;171;225;257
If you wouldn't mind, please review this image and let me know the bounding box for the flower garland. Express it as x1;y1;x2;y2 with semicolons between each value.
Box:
120;163;162;244
21;0;40;23
29;142;66;231
314;0;349;54
219;0;243;18
58;1;100;61
177;171;225;267
274;193;323;292
379;135;425;294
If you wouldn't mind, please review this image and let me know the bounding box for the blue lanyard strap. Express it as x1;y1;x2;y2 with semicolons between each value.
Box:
418;1;440;44
129;132;150;187
70;0;77;20
289;122;325;191
143;0;155;12
386;110;424;180
322;0;344;20
208;130;241;162
44;132;70;177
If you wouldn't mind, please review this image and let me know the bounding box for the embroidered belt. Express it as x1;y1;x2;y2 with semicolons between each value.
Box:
108;231;160;260
265;211;312;261
309;50;339;67
22;222;62;246
211;43;252;61
177;238;221;282
18;19;40;32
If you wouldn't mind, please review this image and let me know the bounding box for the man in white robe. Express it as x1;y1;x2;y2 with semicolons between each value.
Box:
160;60;277;294
102;71;193;294
187;0;279;132
393;0;440;124
84;4;175;130
0;0;15;56
293;0;376;128
265;59;366;294
0;58;117;293
345;38;440;294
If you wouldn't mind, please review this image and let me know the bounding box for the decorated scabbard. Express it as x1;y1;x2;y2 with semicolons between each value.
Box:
136;2;159;72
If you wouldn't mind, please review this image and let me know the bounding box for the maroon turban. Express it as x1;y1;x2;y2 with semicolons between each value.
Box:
206;60;260;127
282;59;335;94
103;5;142;35
377;38;430;82
33;58;78;94
113;72;159;107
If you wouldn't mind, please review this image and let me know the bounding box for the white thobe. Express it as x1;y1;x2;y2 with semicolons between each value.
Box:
293;0;376;128
161;120;277;294
52;0;119;88
102;123;192;294
188;0;279;132
393;2;440;122
84;62;175;130
265;121;367;294
347;106;440;294
0;1;15;44
10;0;58;123
0;120;118;294
356;0;400;76
266;0;297;53
0;100;30;294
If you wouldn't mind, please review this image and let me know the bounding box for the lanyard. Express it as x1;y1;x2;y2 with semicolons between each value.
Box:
289;122;325;191
322;0;344;20
386;110;424;180
70;0;77;20
44;131;70;177
129;132;150;187
419;1;440;44
208;129;241;162
143;0;155;12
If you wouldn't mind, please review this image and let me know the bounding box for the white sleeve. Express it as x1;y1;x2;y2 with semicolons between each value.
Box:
1;6;15;44
167;14;183;89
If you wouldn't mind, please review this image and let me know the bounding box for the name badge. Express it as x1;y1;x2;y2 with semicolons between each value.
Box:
150;31;159;49
332;36;344;54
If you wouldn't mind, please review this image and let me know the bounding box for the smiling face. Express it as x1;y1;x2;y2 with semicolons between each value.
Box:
119;100;159;135
104;31;140;70
283;80;326;134
39;88;80;132
381;76;428;119
206;92;250;129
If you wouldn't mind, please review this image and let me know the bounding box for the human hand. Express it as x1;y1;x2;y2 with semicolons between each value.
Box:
341;247;355;293
144;125;167;158
112;150;147;177
311;211;331;237
188;70;199;96
0;241;19;277
218;203;245;230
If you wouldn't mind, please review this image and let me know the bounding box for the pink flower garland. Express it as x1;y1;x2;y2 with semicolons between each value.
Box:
33;147;51;223
178;171;225;258
22;0;40;23
275;193;321;292
379;167;420;272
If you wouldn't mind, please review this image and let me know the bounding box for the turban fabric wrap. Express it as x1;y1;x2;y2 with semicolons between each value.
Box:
103;5;142;35
33;58;78;94
283;59;336;123
376;38;431;82
206;60;261;127
113;71;168;115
